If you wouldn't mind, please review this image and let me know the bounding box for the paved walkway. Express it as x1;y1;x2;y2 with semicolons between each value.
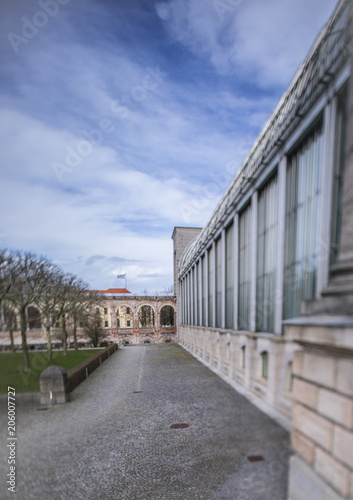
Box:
0;344;291;500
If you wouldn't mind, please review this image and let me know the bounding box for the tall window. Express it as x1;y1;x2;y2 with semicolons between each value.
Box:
256;175;278;331
201;255;207;326
196;261;201;326
331;84;348;263
225;222;234;329
208;245;214;327
191;266;195;325
261;351;269;379
240;345;246;370
283;121;323;319
238;204;252;330
215;237;222;328
194;265;198;325
187;273;191;325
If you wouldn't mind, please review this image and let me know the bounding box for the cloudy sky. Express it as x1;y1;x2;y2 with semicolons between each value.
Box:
0;0;338;293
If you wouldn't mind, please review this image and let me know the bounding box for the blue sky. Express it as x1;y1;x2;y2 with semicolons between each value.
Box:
0;0;338;293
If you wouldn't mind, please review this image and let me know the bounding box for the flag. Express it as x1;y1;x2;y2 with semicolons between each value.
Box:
117;274;126;279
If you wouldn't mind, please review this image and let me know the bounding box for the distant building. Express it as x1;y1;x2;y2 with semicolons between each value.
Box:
91;292;177;346
173;1;353;499
0;289;176;348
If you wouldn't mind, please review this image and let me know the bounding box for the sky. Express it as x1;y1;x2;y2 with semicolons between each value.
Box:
0;0;339;293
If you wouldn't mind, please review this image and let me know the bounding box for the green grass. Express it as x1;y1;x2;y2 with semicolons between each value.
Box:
0;349;102;394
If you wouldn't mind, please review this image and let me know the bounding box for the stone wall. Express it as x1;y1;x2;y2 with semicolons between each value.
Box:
286;319;353;499
0;295;177;349
179;324;297;429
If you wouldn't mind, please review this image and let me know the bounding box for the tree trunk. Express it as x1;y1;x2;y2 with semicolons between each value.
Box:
46;313;52;362
73;315;78;351
8;319;15;353
20;308;30;372
62;315;68;356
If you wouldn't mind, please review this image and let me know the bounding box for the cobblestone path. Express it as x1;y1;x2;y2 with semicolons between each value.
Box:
0;344;291;500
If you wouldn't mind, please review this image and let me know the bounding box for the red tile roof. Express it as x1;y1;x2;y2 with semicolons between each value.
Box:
89;288;131;294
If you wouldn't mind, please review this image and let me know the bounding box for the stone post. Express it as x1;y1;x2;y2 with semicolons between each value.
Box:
40;366;69;405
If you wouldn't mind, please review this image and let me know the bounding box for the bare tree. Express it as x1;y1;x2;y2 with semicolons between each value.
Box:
6;251;54;372
160;284;174;295
0;250;16;332
139;305;154;328
67;280;93;351
34;264;64;361
2;302;17;353
84;309;104;347
55;273;82;356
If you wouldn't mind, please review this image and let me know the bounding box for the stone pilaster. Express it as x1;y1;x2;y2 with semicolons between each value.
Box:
323;24;353;301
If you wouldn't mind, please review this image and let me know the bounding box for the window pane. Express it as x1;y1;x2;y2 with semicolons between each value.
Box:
202;255;207;326
215;237;222;328
238;204;252;330
283;122;323;319
331;85;348;263
208;246;214;327
196;261;201;326
256;175;278;331
225;223;234;329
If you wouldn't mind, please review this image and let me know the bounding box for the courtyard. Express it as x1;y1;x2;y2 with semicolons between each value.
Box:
0;344;290;500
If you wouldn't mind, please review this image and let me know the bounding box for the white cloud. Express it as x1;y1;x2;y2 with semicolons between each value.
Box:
156;0;338;86
0;107;222;289
0;0;339;292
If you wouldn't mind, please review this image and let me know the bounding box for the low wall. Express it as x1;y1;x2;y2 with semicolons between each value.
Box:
178;324;297;430
67;344;118;393
0;345;119;408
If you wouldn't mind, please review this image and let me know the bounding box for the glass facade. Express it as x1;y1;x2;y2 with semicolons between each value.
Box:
196;261;201;326
225;223;234;329
208;245;214;327
201;255;207;326
331;85;348;263
283;122;323;319
179;81;348;332
256;175;278;331
238;204;252;330
215;237;222;328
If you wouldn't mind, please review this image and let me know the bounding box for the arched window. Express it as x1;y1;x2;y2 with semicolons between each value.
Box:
139;306;155;328
27;306;41;330
160;305;175;327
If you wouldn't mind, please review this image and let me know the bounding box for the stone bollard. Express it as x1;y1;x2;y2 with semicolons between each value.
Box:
40;366;69;405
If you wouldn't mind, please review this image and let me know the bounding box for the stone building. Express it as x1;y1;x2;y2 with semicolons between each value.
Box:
173;1;353;499
92;289;177;345
0;289;176;348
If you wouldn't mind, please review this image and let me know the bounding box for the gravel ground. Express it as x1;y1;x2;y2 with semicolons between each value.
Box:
0;344;291;500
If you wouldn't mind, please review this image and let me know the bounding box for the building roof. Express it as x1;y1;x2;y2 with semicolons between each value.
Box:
91;288;131;295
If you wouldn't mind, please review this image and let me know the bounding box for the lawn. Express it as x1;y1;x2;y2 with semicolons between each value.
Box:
0;349;102;394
